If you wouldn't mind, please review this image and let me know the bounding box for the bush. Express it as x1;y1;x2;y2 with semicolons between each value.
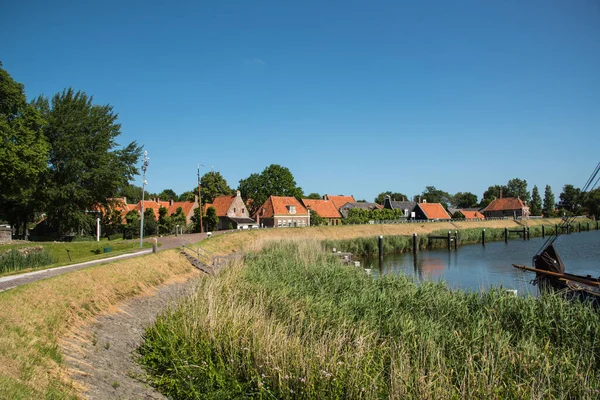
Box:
71;236;95;242
107;233;123;241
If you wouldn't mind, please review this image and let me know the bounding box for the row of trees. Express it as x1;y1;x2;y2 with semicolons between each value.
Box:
1;62;141;237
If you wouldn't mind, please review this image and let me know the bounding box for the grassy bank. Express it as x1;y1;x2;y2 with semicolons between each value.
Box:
139;240;600;399
322;218;595;257
198;218;569;257
0;239;154;276
0;251;196;399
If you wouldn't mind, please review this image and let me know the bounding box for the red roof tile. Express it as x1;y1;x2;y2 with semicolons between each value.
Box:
417;203;451;219
301;199;341;218
460;210;484;219
254;196;308;219
168;201;197;217
324;195;356;210
204;195;235;216
483;198;525;212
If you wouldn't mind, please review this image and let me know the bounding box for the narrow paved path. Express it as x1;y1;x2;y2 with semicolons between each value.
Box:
0;233;210;292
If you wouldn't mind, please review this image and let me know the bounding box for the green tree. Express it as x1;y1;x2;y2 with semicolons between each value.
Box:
158;189;177;201
417;186;452;210
200;171;233;204
453;192;478;208
123;209;140;239
190;206;203;232
143;208;158;236
481;184;507;207
204;206;219;232
117;184;144;204
306;193;322;200
558;184;582;215
35;88;142;236
239;164;303;215
158;206;171;234
374;191;408;205
583;188;600;219
0;62;48;234
530;185;542;216
170;207;187;232
543;185;556;217
309;209;325;226
505;178;530;202
178;191;196;202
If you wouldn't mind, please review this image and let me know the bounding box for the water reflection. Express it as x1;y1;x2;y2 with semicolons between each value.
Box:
365;230;600;295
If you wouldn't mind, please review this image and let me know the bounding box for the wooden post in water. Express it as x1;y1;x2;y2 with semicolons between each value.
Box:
523;226;526;240
597;220;599;231
378;235;383;259
542;225;545;238
482;229;486;246
578;223;581;233
413;233;418;254
555;223;559;235
587;222;590;231
447;231;452;250
454;230;458;250
504;227;508;243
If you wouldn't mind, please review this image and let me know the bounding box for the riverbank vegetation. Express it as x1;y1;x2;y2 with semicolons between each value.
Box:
0;251;195;398
139;240;600;399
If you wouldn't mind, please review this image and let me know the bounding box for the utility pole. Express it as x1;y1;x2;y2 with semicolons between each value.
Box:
198;164;204;233
140;151;149;248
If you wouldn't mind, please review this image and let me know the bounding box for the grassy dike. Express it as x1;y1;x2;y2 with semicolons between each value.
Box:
0;251;196;399
138;240;600;399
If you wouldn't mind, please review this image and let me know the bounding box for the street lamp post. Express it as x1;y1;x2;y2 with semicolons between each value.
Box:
139;151;149;248
198;164;204;233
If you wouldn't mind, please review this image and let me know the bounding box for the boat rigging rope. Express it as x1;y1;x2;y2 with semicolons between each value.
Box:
535;161;600;257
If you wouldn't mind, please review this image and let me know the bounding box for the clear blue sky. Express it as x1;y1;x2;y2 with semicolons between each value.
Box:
2;0;599;202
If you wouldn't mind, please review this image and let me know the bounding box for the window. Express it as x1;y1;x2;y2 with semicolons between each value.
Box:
288;205;296;214
277;219;282;227
234;208;236;213
242;209;245;214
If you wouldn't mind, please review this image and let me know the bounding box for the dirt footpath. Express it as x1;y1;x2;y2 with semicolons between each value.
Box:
62;275;202;399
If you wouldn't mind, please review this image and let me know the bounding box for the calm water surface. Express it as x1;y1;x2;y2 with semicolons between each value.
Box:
365;230;600;295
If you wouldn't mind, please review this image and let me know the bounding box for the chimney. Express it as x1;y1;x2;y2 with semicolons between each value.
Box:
195;195;199;204
123;197;127;204
236;190;241;197
418;196;421;203
170;199;173;206
499;188;503;199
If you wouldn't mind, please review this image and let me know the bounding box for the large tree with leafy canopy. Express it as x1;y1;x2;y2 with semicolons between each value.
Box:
35;88;142;236
414;186;453;210
200;171;233;204
505;178;530;203
239;164;304;215
453;192;478;208
558;184;582;215
0;62;48;233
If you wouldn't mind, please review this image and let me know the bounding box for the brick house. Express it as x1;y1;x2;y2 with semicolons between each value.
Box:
203;190;256;230
481;198;529;219
254;196;310;228
412;202;452;220
301;199;342;225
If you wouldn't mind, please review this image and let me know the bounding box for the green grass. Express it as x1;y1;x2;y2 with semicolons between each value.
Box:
138;241;600;399
0;239;154;276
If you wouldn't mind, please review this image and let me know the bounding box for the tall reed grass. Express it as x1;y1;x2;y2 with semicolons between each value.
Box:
139;240;600;399
0;248;54;274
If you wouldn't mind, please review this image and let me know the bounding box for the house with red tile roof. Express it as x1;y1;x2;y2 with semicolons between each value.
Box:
481;198;529;219
301;199;342;225
254;196;310;228
203;191;256;230
455;209;485;220
412;202;451;220
323;194;356;211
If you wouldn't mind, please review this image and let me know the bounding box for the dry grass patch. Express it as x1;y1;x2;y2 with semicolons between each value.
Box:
0;250;196;399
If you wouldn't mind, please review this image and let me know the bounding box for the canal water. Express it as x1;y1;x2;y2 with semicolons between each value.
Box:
365;230;600;295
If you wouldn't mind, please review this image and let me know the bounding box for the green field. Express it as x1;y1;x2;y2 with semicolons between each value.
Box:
0;239;154;276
